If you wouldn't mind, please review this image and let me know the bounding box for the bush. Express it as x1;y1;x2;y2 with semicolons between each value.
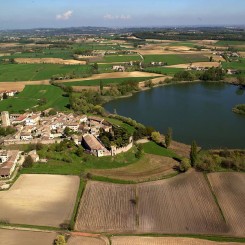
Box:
179;158;191;172
23;155;34;168
151;131;161;144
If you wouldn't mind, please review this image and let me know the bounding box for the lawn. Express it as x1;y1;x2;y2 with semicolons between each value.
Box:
0;85;69;112
143;54;208;65
0;63;93;82
63;76;155;86
142;141;178;158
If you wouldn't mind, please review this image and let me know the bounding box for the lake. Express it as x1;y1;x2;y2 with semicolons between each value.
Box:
104;82;245;149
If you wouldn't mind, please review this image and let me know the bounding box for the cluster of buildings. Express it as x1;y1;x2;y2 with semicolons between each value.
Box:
1;111;132;158
0;90;18;100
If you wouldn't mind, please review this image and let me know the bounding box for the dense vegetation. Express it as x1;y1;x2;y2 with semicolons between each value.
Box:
232;104;245;115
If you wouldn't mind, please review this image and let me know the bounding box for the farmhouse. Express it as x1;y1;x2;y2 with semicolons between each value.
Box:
0;150;20;178
28;150;40;162
113;65;125;72
82;134;110;157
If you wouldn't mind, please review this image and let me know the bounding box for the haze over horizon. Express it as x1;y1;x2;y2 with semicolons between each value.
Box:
0;0;245;30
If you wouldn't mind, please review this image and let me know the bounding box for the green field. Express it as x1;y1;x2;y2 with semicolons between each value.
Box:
142;141;178;158
63;76;155;86
102;54;142;63
0;64;93;82
0;85;69;112
222;58;245;70
143;54;208;65
20;146;138;175
144;67;184;75
106;117;135;134
216;41;245;46
167;41;196;47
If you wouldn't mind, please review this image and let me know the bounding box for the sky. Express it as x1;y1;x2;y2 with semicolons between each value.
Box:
0;0;244;30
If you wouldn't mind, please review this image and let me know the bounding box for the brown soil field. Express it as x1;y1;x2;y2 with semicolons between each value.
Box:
206;54;225;62
0;229;56;245
76;171;229;235
0;80;50;91
0;174;79;227
68;236;107;245
239;52;245;58
166;61;220;69
111;236;244;245
14;58;86;65
137;171;228;234
0;53;11;56
167;46;192;51
90;154;178;182
61;71;162;83
75;181;137;232
208;172;245;237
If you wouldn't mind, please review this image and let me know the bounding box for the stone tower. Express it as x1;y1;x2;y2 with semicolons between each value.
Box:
1;111;10;127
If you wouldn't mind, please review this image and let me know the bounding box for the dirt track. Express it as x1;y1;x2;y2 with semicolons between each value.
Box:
0;174;79;227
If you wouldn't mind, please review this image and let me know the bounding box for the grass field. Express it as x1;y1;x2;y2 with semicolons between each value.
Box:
144;67;183;75
20;147;139;175
63;76;154;86
143;54;209;65
216;41;245;46
142;142;178;158
90;154;178;182
0;174;79;227
0;85;69;112
0;63;93;82
222;59;245;70
102;54;141;63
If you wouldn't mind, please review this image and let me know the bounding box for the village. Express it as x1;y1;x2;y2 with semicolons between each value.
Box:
0;110;133;180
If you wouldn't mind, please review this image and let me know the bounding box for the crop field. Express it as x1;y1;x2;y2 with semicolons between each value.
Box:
75;172;229;235
0;229;57;245
67;236;107;245
63;76;155;86
222;59;245;70
0;63;93;82
0;174;79;227
111;236;244;245
167;61;220;69
144;67;183;75
101;54;141;63
90;154;178;182
6;48;74;60
216;41;245;46
143;54;209;65
14;57;86;65
208;173;245;237
0;85;69;112
75;181;137;232
137;171;227;234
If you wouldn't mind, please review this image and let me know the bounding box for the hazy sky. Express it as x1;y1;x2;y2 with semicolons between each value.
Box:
0;0;244;29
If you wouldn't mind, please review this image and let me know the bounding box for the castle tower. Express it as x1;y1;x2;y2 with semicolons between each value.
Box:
1;111;10;127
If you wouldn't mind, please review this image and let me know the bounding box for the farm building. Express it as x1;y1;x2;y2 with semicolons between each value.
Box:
0;150;20;178
112;65;125;72
82;134;110;157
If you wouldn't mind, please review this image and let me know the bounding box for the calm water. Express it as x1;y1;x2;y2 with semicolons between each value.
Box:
104;82;245;149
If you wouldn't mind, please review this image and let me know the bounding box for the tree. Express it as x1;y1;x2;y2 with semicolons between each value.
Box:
190;140;198;166
23;155;34;168
135;143;144;159
100;80;104;94
64;127;72;136
151;131;161;144
3;93;8;100
179;158;191;172
165;127;172;148
54;235;66;245
209;56;213;62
